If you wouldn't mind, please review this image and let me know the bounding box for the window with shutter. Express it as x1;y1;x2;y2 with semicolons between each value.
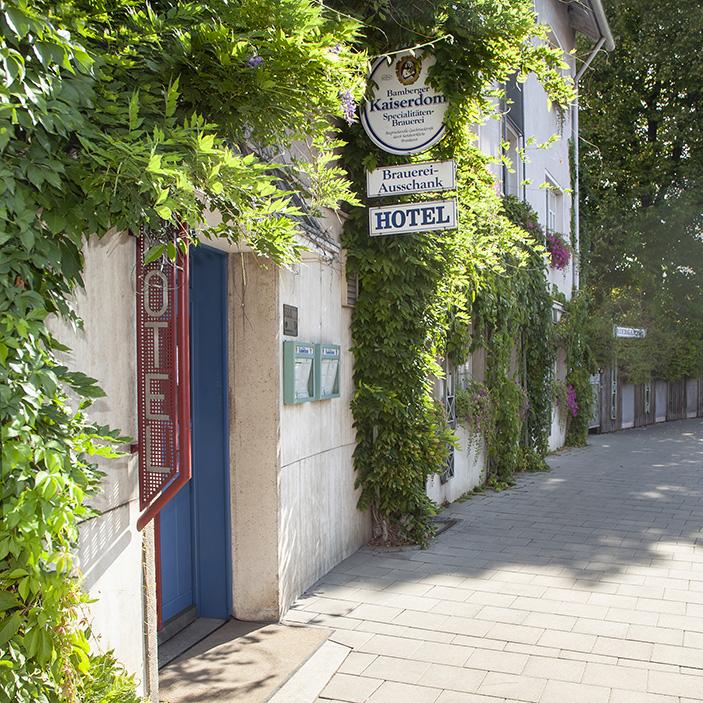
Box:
345;269;360;307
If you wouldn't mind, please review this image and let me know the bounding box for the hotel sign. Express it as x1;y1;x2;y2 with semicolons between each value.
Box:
369;199;457;237
136;233;190;511
614;326;647;339
367;160;456;198
361;51;448;155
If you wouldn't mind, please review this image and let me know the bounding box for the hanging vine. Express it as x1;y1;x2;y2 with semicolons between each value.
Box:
555;290;596;446
0;1;366;700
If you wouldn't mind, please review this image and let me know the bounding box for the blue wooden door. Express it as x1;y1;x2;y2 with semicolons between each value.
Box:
159;482;194;622
159;245;231;625
189;245;231;618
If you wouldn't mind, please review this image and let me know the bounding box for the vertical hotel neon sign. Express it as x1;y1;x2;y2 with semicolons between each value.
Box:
135;231;191;530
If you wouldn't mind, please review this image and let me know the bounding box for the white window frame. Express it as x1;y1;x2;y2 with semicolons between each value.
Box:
502;119;522;199
545;173;563;234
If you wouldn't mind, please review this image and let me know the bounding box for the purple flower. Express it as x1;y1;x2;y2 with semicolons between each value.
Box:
339;89;356;125
330;43;343;54
546;233;571;270
566;384;579;418
247;55;264;68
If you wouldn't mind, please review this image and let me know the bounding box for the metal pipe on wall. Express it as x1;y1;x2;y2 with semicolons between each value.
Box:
572;36;606;293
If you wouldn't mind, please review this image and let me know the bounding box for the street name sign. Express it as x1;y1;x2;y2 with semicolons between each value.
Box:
361;51;448;155
366;160;456;198
614;326;647;339
369;199;457;237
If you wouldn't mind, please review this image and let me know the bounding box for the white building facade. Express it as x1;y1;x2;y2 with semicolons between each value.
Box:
62;1;613;699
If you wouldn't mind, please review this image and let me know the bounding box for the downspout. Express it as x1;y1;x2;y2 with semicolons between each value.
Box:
572;36;606;293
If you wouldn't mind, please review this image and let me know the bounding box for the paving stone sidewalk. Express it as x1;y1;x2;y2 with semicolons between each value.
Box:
283;419;703;703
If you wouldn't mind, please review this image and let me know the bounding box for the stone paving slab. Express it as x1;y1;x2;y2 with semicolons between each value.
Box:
284;419;703;702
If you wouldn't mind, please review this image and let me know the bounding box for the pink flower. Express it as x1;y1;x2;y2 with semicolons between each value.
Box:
546;233;571;270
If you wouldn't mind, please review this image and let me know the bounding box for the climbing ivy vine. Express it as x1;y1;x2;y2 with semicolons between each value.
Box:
480;196;555;482
555;290;596;446
0;0;365;700
336;0;573;545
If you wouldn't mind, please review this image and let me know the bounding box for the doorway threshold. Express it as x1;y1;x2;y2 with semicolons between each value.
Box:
158;617;227;669
159;620;330;703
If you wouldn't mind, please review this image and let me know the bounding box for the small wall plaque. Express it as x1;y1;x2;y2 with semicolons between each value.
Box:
283;304;298;336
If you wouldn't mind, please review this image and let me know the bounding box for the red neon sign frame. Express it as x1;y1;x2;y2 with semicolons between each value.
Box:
135;230;191;530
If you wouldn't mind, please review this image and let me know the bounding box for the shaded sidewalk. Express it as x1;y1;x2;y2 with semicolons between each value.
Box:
284;419;703;702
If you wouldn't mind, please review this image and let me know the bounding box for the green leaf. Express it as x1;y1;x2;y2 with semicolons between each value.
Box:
0;613;21;648
0;593;19;613
17;578;29;602
73;644;90;674
155;204;172;220
128;90;140;132
165;77;179;118
3;8;31;39
143;243;165;264
146;153;162;173
3;569;28;580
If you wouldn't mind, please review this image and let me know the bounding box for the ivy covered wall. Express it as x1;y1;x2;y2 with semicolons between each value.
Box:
334;0;576;545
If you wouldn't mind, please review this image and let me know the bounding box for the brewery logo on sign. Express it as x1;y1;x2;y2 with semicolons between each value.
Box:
396;54;422;85
361;51;448;155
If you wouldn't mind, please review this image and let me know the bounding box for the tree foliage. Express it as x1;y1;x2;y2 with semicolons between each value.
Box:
0;0;365;700
580;0;703;381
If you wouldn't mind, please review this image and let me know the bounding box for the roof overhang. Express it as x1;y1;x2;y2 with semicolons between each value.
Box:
567;0;615;51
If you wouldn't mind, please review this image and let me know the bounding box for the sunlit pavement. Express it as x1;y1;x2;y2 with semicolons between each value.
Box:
284;419;703;703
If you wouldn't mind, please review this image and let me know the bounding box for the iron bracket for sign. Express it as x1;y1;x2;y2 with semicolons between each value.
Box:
136;225;192;531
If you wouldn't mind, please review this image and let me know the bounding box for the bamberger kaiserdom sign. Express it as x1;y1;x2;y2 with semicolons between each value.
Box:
361;51;449;155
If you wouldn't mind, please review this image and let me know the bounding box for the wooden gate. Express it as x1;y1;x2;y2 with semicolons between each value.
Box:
634;382;654;427
686;378;699;418
668;379;686;421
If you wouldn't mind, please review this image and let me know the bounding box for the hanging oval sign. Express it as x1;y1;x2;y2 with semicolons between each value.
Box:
361;51;448;155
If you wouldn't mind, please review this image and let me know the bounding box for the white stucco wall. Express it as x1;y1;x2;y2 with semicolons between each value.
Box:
426;428;486;505
523;1;576;302
52;233;148;693
549;405;567;452
278;250;371;612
